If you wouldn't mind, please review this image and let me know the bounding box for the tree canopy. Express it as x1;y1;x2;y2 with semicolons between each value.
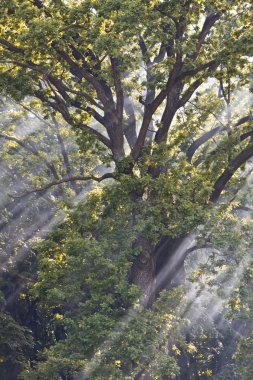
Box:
0;0;252;163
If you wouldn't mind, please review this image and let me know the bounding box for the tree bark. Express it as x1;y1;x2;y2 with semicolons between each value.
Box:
154;235;190;294
131;233;193;310
131;236;155;308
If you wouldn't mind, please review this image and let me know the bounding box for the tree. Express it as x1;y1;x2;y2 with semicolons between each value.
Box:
18;177;253;379
1;0;252;299
1;0;253;378
0;96;98;380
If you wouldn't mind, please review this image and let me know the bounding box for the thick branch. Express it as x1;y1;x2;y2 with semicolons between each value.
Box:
124;95;137;149
132;108;153;160
187;114;252;161
210;144;253;202
155;83;183;144
0;12;109;115
110;57;124;123
1;54;113;150
189;12;221;61
187;126;222;161
0;38;24;54
133;56;184;157
51;43;114;111
177;60;219;112
34;90;112;149
178;77;205;107
178;59;218;81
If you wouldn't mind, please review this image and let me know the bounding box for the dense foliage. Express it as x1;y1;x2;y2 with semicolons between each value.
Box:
0;0;253;379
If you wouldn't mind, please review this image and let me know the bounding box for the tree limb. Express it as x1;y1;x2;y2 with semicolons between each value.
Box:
0;132;60;180
10;173;115;198
110;57;124;124
188;12;221;61
178;59;218;81
187;114;253;161
210;144;253;202
0;38;24;54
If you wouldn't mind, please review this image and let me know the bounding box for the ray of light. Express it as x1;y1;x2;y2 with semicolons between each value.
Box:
78;173;253;378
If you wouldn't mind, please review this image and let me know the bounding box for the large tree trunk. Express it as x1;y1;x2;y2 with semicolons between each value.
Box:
131;236;155;308
154;234;192;294
130;234;191;310
131;233;193;309
130;215;192;380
